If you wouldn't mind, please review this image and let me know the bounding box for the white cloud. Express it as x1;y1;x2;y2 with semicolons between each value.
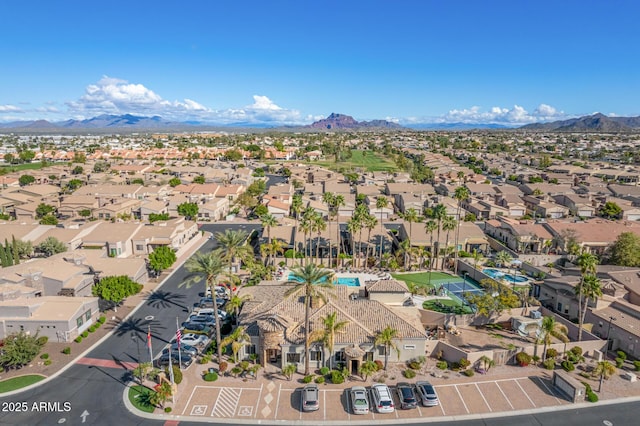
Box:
400;103;567;126
0;105;22;113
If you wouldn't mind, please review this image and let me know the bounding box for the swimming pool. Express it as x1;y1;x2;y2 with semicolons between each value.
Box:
483;268;505;279
503;274;528;283
287;274;361;287
483;269;529;283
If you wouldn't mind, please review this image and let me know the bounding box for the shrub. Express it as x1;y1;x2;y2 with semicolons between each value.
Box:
532;355;540;363
543;359;555;370
81;331;89;338
561;360;575;372
164;407;172;413
203;372;218;382
374;360;383;371
617;350;627;361
403;369;417;379
616;357;624;368
36;336;49;346
199;355;211;365
463;369;475;377
634;360;640;372
586;391;599;403
546;348;558;358
40;353;49;360
166;365;182;384
44;359;52;366
88;325;96;333
516;352;532;367
451;362;461;371
331;370;345;384
436;361;448;370
219;361;228;373
315;376;325;384
303;375;314;383
319;367;330;376
98;316;106;324
408;360;422;370
583;382;592;393
62;347;71;355
570;346;583;357
459;358;471;369
74;336;83;343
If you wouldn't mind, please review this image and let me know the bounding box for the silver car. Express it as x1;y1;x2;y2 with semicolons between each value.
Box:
349;386;369;415
302;384;319;412
415;381;439;407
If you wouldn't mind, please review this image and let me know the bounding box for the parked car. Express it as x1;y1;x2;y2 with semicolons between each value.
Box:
415;381;440;407
196;297;226;308
155;352;193;368
162;343;198;357
197;308;229;320
349;386;370;415
396;382;418;409
302;384;319;412
179;333;209;347
371;384;395;413
181;322;213;334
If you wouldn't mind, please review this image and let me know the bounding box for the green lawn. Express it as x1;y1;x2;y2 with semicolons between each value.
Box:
392;271;462;287
128;385;157;413
0;375;45;393
422;299;473;315
310;150;398;172
0;161;67;173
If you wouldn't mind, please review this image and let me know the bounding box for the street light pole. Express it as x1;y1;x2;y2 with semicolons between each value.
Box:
599;316;616;392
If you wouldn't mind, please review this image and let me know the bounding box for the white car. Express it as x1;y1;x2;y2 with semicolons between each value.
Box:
179;333;209;347
371;384;395;413
350;386;370;415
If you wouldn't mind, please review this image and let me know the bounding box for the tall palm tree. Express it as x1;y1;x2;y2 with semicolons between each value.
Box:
220;325;250;363
260;213;278;247
425;219;438;271
333;194;346;260
291;194;303;259
577;274;603;342
374;326;401;370
539;316;569;360
346;217;360;268
215;229;252;273
575;251;599;341
299;208;315;265
432;204;448;270
270;239;285;266
364;214;378;267
184;250;228;363
285;264;335;375
322;192;335;267
376;196;389;263
453;185;470;274
312;213;327;265
471;249;484;281
404;208;419;249
442;215;457;269
496;250;513;268
313;312;349;369
353;204;368;268
226;293;251;325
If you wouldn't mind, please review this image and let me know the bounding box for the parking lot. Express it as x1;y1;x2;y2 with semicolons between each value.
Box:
177;376;570;422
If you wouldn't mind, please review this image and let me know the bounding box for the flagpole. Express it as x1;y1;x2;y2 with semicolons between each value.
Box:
176;317;182;369
147;325;153;364
168;345;175;404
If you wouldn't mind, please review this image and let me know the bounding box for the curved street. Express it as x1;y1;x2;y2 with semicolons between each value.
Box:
1;222;640;425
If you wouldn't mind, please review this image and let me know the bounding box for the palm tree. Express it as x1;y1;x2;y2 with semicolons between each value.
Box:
374;326;401;370
260;213;278;246
226;293;251;325
285;264;335;375
220;325;250;363
453;185;470;274
333;194;346;260
577;274;603;342
539;316;569;360
404;207;419;249
376;196;389;265
291;194;303;259
575;251;599;341
312;213;327;265
322;192;335;267
184;250;228;363
314;312;349;369
424;219;438;272
596;360;616;392
346;217;360;268
299;208;315;264
496;250;513;268
442;215;457;269
359;360;378;381
432;204;448;269
364;214;378;267
471;249;483;281
215;229;252;273
478;355;495;373
270;239;285;266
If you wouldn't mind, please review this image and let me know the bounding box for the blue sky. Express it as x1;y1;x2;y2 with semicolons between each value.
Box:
1;0;639;126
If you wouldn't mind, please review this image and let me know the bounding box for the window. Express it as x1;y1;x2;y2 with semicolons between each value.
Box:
335;351;346;362
77;317;83;328
403;344;416;350
247;345;256;355
85;310;91;321
136;245;144;251
378;346;387;356
365;351;374;361
310;351;322;361
286;353;300;363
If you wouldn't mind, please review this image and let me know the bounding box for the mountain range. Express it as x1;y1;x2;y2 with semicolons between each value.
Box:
306;113;403;130
520;113;640;132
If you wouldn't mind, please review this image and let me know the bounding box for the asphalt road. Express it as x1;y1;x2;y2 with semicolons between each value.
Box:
1;221;639;425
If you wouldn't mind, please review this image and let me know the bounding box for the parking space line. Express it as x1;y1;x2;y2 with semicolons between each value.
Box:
533;377;561;404
345;390;351;420
254;383;263;418
496;382;514;410
299;389;302;420
475;383;491;412
274;383;282;420
181;385;199;415
417;405;423;417
438;401;445;416
454;385;469;413
515;379;536;407
323;389;326;419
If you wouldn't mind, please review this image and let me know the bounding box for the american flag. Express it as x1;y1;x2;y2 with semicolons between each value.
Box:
176;328;182;348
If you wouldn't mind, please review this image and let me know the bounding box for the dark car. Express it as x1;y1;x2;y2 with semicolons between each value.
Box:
154;352;193;368
415;381;439;407
396;382;418;409
162;343;198;357
180;322;213;334
196;297;226;308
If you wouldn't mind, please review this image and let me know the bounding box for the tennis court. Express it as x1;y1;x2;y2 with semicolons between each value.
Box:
437;281;484;296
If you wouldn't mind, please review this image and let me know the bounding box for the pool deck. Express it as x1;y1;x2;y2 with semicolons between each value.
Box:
275;268;387;285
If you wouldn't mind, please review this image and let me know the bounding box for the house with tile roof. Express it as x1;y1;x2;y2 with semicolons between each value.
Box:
237;282;427;372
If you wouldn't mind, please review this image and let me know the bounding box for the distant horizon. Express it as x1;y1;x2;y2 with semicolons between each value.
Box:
2;1;639;126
